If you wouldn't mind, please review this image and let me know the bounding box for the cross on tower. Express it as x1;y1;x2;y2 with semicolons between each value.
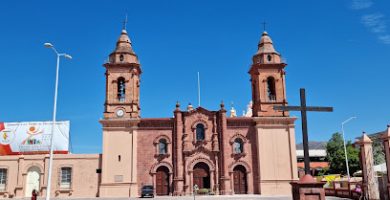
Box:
262;21;267;31
274;88;333;175
122;14;128;30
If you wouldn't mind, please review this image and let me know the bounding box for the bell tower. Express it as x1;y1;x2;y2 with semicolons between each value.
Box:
249;31;288;117
103;28;141;119
100;27;140;197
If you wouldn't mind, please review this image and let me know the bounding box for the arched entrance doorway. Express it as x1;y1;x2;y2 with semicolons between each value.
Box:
155;166;170;196
193;162;210;189
233;165;247;194
25;166;40;197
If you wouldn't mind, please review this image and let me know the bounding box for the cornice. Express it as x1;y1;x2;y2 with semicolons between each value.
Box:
100;118;140;128
103;63;142;74
253;116;297;127
227;117;255;128
248;63;286;74
139;118;173;130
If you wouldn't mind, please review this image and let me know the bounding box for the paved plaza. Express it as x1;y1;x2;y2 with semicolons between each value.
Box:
1;195;350;200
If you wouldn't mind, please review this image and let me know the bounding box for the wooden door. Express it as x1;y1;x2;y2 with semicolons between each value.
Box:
193;162;210;189
193;169;205;188
156;167;169;195
233;165;247;194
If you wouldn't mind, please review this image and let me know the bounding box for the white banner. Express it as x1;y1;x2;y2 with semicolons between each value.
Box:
0;121;69;155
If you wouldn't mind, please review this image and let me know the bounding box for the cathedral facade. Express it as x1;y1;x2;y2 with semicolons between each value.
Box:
98;29;298;197
0;28;298;198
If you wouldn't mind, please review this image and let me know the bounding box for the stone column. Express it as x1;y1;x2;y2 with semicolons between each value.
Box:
189;171;193;195
15;156;24;197
356;133;379;200
20;173;27;196
210;170;214;193
169;172;173;195
211;115;220;194
41;154;50;196
218;103;231;194
247;171;253;194
182;114;191;196
183;157;189;195
381;125;390;200
173;103;184;195
214;155;219;194
230;172;234;194
152;173;156;196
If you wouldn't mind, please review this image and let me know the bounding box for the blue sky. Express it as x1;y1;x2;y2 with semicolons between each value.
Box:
0;0;389;153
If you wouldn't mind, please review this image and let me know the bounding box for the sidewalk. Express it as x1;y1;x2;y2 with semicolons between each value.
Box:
1;195;350;200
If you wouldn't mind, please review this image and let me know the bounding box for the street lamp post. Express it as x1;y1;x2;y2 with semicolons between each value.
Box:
341;116;357;181
44;43;71;200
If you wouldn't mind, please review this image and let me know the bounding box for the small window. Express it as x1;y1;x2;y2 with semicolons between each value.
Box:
196;124;205;141
267;54;272;62
159;139;167;155
118;155;121;162
119;54;124;62
0;169;7;191
117;77;126;102
60;167;72;189
266;77;276;101
233;138;244;154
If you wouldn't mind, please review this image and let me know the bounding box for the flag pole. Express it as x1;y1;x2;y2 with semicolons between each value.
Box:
197;72;201;107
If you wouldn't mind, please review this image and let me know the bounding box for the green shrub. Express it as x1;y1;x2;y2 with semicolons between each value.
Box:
197;188;209;194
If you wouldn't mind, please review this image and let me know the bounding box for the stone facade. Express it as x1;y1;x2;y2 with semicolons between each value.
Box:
0;28;298;198
99;29;298;197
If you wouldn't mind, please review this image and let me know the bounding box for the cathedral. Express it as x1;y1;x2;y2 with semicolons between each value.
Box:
98;28;298;197
0;27;298;198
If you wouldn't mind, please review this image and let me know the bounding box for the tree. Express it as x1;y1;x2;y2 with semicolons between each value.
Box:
326;132;360;175
372;140;385;165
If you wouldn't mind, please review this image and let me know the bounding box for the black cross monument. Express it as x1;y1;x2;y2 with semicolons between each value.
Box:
274;88;333;175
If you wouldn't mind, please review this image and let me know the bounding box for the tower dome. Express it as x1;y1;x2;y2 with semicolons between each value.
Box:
252;31;283;64
108;29;139;64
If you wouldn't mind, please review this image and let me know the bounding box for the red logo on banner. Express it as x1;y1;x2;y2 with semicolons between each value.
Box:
0;122;13;155
0;122;4;131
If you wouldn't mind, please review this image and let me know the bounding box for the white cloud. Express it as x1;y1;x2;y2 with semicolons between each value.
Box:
361;14;390;45
350;1;390;45
361;13;387;33
379;35;390;44
351;0;373;10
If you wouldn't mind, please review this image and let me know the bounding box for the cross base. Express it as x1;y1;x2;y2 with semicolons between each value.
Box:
290;174;325;200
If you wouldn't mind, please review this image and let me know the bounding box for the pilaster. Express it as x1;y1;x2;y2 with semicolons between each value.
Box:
356;133;379;200
173;103;185;195
14;156;25;197
218;103;231;194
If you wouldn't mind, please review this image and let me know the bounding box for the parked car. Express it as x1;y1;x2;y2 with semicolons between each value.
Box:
141;185;154;198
